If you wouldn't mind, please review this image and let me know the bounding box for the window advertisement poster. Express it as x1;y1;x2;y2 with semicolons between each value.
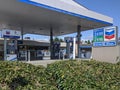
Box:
93;26;117;47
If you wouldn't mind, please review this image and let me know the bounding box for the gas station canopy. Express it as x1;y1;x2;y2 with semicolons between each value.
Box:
0;0;113;36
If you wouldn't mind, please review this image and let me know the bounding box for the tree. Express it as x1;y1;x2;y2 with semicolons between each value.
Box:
87;40;91;44
53;37;64;42
91;40;94;44
85;41;88;44
59;38;64;42
54;37;59;42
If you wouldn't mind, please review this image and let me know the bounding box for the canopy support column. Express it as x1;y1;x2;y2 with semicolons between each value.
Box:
21;27;24;41
4;38;7;60
66;42;70;59
77;25;81;58
50;27;53;59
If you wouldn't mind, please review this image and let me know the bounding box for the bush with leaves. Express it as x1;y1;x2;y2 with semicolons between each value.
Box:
0;61;57;90
46;60;120;90
0;60;120;90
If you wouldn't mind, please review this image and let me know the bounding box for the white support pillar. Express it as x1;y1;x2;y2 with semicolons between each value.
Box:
25;51;28;61
73;37;76;59
28;50;30;62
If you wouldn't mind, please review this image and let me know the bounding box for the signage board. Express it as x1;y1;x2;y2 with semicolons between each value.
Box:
64;37;73;43
1;29;21;39
17;40;23;44
6;54;17;61
93;26;117;47
93;28;104;42
104;27;116;41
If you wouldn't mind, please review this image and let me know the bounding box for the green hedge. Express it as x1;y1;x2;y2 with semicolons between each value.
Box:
0;61;57;90
0;60;120;90
46;60;120;90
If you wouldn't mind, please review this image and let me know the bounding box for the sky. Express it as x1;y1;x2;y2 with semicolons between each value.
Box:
24;0;120;41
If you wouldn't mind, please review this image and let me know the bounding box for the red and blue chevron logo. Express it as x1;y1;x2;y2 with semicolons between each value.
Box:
105;30;115;40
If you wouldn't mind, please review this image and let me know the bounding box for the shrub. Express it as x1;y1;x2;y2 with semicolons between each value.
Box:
46;60;120;90
0;61;57;90
0;60;119;90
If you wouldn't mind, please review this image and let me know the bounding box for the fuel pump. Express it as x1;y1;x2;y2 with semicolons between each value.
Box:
1;29;21;61
65;37;73;59
53;42;60;59
6;39;18;61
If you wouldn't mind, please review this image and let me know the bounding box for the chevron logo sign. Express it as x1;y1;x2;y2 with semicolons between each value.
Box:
104;27;116;41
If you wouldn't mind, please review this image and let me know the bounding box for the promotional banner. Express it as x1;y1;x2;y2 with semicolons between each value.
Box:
93;26;117;47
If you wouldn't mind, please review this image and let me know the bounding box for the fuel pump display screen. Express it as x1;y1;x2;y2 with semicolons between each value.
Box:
7;40;17;54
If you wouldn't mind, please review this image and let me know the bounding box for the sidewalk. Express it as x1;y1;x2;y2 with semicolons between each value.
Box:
26;60;63;67
26;59;90;67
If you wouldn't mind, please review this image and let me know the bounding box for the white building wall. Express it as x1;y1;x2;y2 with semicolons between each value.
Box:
92;46;120;63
